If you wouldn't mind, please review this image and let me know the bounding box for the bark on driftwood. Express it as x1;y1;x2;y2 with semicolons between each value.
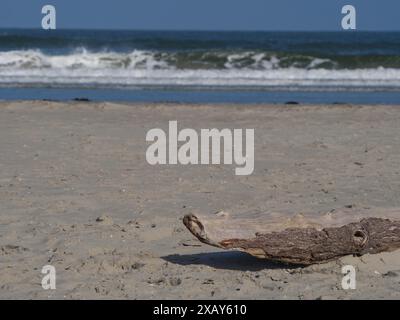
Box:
182;209;400;265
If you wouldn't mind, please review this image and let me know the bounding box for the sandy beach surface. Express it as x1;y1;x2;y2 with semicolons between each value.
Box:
1;100;400;299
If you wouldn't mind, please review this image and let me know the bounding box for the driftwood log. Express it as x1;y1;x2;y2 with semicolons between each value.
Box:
183;209;400;265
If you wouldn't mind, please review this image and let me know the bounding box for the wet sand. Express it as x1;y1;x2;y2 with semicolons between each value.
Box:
1;101;400;299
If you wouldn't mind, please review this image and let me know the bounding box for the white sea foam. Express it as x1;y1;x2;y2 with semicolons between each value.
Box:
0;50;399;89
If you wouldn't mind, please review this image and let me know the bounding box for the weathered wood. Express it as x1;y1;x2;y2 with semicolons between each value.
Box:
183;210;400;265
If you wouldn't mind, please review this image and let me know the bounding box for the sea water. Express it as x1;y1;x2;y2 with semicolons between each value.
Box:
1;29;400;104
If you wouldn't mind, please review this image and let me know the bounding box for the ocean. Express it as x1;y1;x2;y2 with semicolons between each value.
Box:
1;29;400;104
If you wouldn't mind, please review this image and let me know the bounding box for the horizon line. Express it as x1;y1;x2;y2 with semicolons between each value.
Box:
1;27;400;32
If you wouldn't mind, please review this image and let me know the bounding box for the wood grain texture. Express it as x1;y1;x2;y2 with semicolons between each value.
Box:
183;213;400;265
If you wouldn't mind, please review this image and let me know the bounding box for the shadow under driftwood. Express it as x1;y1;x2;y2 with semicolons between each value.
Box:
162;251;302;271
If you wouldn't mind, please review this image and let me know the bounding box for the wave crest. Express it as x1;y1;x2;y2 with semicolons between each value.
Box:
0;49;339;71
0;49;400;89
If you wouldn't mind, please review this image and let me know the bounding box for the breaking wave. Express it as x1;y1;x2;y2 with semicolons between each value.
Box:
0;49;400;89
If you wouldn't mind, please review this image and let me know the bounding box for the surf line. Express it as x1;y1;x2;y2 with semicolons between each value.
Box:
146;121;254;175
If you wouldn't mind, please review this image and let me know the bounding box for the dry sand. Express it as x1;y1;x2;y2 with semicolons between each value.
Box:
0;100;400;299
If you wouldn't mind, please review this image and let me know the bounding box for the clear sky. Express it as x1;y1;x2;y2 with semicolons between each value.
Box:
0;0;399;31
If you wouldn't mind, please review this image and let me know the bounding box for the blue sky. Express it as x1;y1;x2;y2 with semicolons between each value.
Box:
0;0;399;31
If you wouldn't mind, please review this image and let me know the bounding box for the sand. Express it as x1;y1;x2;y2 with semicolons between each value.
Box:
0;100;400;299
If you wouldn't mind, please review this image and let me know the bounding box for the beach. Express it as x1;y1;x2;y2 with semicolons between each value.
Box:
1;100;400;299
